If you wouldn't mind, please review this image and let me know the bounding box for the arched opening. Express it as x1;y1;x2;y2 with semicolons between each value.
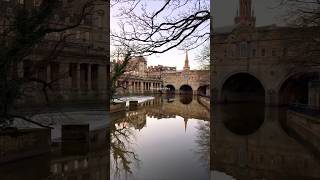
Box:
179;85;193;95
179;95;193;104
222;73;265;103
221;104;265;135
165;84;175;94
197;85;209;96
279;72;319;106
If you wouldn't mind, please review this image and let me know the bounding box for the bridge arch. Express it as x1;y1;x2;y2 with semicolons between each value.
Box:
221;72;265;103
179;84;193;95
197;85;209;96
278;72;319;105
165;84;176;93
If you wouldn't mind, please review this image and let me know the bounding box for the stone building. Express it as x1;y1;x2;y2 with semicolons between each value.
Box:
162;50;210;95
147;65;176;78
113;56;163;95
112;50;210;96
0;0;109;104
212;0;320;105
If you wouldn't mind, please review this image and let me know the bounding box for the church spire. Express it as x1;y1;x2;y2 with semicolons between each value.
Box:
234;0;256;27
184;118;188;132
183;49;190;71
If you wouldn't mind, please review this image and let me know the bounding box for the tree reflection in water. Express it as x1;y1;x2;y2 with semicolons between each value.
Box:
110;112;141;179
110;96;210;180
194;120;210;169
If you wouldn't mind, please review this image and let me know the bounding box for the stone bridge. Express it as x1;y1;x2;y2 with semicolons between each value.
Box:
162;70;210;96
161;50;210;96
212;17;320;106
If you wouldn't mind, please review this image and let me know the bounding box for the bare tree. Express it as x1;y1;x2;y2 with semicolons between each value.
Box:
0;0;107;128
111;0;210;55
110;46;147;101
195;41;210;70
277;0;320;66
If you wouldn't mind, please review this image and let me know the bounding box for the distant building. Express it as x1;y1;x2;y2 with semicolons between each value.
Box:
112;50;210;96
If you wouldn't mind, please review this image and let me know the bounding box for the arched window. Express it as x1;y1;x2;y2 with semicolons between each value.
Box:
261;48;266;56
240;41;248;57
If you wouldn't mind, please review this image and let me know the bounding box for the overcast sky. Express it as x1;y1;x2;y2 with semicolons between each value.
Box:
111;0;286;70
214;0;286;27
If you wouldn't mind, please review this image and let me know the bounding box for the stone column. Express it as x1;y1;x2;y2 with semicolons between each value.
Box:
76;63;81;91
47;64;51;83
142;82;145;93
266;89;278;106
97;64;107;100
87;64;92;92
18;61;24;78
59;63;71;94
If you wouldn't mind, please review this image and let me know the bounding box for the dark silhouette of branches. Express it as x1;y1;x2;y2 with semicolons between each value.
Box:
276;0;320;66
0;0;107;128
111;0;210;55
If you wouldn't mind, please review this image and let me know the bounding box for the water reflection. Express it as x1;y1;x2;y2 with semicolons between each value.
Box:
0;120;110;180
221;104;264;135
179;94;193;104
211;104;320;180
110;95;210;180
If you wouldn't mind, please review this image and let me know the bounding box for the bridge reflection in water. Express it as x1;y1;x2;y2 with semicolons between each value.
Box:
211;104;320;180
110;95;210;180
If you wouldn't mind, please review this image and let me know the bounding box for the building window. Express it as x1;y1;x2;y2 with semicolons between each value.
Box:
76;30;81;39
240;41;248;57
261;48;266;57
252;49;256;57
272;48;276;56
97;15;103;28
283;48;288;56
6;8;13;15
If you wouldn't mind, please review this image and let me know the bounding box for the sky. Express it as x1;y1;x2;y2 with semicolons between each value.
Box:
111;0;285;70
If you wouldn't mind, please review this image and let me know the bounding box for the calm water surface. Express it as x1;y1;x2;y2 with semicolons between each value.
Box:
1;95;319;180
211;104;320;180
110;95;210;180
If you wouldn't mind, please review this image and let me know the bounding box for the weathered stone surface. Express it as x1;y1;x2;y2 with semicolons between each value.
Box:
0;128;51;164
287;110;320;152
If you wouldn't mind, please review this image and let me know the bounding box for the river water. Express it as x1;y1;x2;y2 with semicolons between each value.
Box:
211;104;320;180
110;95;210;180
0;95;319;180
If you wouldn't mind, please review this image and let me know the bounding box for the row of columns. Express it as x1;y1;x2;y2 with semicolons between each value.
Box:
118;80;162;94
19;61;107;95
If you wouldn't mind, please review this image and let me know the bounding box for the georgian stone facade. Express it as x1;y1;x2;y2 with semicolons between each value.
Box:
112;50;210;96
212;0;320;105
0;0;109;104
112;56;163;95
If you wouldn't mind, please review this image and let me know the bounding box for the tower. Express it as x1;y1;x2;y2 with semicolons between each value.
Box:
234;0;256;27
183;49;190;71
184;118;188;132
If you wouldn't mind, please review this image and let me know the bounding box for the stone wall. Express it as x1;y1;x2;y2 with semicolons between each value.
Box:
0;128;51;164
287;110;320;153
